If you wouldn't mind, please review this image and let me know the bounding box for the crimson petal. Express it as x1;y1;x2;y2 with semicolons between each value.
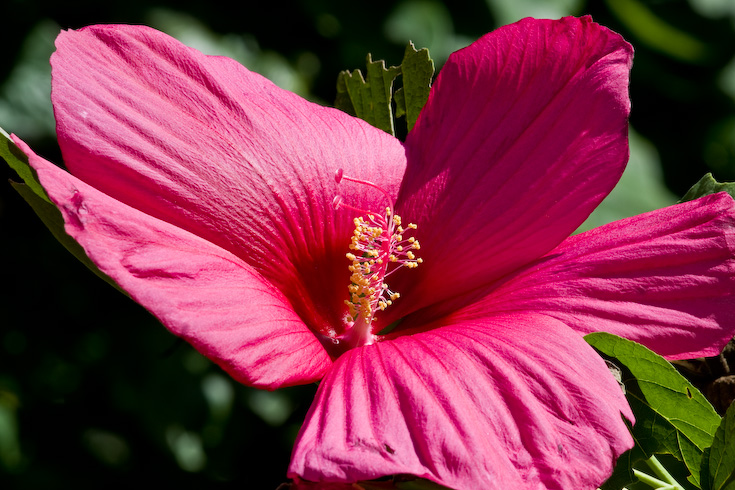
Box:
289;313;632;489
50;25;407;335
17;137;332;389
468;192;735;360
394;16;633;313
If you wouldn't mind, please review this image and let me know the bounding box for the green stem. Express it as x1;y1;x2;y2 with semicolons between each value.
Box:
632;468;674;488
646;455;685;490
628;455;686;490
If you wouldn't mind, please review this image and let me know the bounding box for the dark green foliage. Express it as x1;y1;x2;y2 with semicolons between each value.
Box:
335;42;434;137
587;333;721;489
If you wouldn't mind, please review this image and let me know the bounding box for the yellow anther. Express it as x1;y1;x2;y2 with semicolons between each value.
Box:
342;207;421;323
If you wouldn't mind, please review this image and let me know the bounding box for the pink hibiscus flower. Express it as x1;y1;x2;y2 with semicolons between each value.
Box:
9;15;735;490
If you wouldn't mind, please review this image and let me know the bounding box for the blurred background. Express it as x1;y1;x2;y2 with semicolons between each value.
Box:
2;0;735;488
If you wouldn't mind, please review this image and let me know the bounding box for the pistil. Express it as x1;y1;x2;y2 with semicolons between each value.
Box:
334;170;422;348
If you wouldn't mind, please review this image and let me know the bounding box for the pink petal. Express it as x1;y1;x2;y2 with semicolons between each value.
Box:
392;16;632;314
17;136;332;389
289;313;633;489
467;192;735;360
51;25;407;337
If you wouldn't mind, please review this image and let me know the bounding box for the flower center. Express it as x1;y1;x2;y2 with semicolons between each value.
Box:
334;169;422;348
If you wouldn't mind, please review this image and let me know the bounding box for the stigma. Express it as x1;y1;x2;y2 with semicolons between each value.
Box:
334;169;422;347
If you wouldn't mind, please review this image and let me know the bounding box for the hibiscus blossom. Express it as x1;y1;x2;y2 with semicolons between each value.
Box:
8;15;735;490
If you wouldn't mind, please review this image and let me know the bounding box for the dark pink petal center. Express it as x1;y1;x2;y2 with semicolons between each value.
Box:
49;24;408;351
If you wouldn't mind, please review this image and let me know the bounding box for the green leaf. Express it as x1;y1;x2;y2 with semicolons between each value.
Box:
0;127;49;202
335;55;401;136
335;43;434;137
587;332;721;489
680;173;735;202
393;42;434;132
705;402;735;490
334;72;357;116
393;86;406;120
